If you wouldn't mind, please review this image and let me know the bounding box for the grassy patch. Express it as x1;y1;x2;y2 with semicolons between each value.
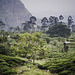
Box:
15;65;57;75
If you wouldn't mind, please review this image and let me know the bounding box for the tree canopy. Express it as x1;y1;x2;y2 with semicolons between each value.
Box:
47;24;71;37
10;32;47;64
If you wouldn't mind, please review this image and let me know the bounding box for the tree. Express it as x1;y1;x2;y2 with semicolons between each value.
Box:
22;16;37;31
41;17;48;26
22;22;32;31
49;16;59;25
59;15;64;20
9;27;14;32
11;32;47;65
30;16;37;24
14;26;20;32
54;17;59;25
68;16;74;31
41;17;48;31
49;16;54;23
47;24;71;37
59;15;64;25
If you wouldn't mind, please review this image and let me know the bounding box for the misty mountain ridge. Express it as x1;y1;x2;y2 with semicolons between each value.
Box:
0;0;32;30
0;0;75;31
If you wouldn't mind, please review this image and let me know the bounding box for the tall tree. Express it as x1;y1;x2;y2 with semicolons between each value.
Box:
68;16;74;31
59;15;64;25
49;16;54;25
41;17;48;26
21;16;37;31
30;16;37;24
59;15;64;20
41;17;48;31
54;17;59;25
49;16;59;26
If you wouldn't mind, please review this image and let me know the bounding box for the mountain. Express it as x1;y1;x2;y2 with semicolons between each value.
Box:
0;0;32;30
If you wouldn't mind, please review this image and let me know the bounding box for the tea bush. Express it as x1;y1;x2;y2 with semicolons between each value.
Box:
0;54;27;75
38;54;75;75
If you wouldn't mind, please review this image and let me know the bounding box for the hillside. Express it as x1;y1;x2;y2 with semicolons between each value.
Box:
0;0;32;30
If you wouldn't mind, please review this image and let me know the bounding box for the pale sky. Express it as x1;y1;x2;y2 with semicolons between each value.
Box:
20;0;75;18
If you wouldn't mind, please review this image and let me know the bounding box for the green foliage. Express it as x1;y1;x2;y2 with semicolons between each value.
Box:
55;37;65;42
0;54;26;66
0;31;74;75
0;65;17;75
0;33;12;55
38;54;75;75
10;32;47;64
0;36;8;43
44;37;50;43
47;25;71;37
0;44;10;55
0;42;15;56
0;54;27;75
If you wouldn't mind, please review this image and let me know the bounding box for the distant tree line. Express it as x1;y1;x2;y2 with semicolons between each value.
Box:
41;15;74;28
0;15;74;34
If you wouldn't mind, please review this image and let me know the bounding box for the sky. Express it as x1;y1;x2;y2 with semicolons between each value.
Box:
20;0;75;18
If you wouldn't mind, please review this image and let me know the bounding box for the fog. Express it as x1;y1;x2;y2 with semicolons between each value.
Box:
21;0;75;18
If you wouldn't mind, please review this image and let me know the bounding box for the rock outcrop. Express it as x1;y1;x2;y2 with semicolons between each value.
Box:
0;0;32;30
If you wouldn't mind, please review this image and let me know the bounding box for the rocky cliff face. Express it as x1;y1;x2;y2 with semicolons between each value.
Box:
0;0;32;30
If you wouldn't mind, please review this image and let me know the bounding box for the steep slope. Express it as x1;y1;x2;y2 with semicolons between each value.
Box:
0;0;32;30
